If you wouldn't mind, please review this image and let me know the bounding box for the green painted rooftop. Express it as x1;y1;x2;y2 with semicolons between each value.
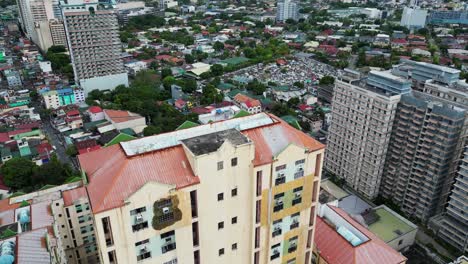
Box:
368;207;415;242
105;133;136;147
176;120;199;130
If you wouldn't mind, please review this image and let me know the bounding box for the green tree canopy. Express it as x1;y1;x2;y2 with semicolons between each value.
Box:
1;158;36;191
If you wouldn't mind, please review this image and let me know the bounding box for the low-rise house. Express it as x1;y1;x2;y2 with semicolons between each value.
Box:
97;109;146;134
87;106;105;122
233;93;262;114
314;205;408;264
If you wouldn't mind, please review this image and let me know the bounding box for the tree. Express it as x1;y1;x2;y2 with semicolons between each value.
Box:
201;84;223;104
247;79;266;95
66;145;78;157
287;97;300;108
184;54;195;64
319;76;335;85
270;103;294;117
243;48;256;59
149;61;159;70
163;76;176;90
143;125;162;136
33;155;77;186
1;158;37;191
182;79;197;93
210;64;224;76
213;41;224;51
161;68;172;79
293;81;304;88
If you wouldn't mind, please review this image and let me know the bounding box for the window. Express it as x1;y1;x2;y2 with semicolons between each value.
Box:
135;239;149;247
255;200;261;223
219;248;224;256
231;188;237;197
130;207;146;215
232;243;237;250
132;221;148;232
190;190;198;218
192;222;199;246
231;217;237;224
161;231;176;253
218;221;224;230
231;157;238;167
194;250;200;264
295;159;305;165
218;193;224;201
275;164;286;171
255;227;260;248
217;161;224;170
256;171;262;197
270;243;281;260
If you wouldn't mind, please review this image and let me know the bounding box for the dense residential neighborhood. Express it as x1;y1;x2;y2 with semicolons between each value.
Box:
0;0;467;263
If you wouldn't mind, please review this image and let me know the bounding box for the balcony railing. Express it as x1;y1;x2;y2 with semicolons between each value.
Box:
288;245;297;253
162;242;176;254
294;170;304;179
290;221;299;229
292;197;302;206
273;203;283;212
275;177;286;186
270;251;280;260
272;229;282;237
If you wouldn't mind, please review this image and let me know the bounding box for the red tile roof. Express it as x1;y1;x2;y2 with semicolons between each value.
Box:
234;93;261;108
88;106;103;114
0;198;20;212
63;187;87;206
79;145;199;213
315;206;407;264
0;128;32;143
66;110;80;117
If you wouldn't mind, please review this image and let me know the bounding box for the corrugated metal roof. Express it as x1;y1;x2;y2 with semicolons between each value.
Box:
62;187;87;206
315;206;407;264
31;201;54;230
17;228;51;263
79;145;199;214
79;114;324;214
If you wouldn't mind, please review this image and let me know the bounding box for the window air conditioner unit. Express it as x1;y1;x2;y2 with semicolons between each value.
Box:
277;173;285;178
273;249;279;254
135;214;143;222
275;200;283;205
298;167;304;171
292;219;298;224
295;192;301;198
140;246;147;253
274;226;281;231
162;207;170;214
165;237;172;242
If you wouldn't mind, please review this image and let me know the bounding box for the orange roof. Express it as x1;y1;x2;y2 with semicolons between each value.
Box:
104;109;143;123
79;145;199;213
0;198;20;212
62;186;88;206
243;116;324;165
315;206;407;264
234;93;261;108
78;113;323;213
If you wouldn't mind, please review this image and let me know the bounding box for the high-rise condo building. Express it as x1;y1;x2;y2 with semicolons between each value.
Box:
325;71;407;199
276;0;298;22
61;113;324;264
61;0;128;94
16;0;66;52
380;90;467;222
430;148;468;254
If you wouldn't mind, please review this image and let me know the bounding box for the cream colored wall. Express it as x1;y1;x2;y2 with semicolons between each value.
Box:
95;182;195;264
185;140;256;264
256;144;324;264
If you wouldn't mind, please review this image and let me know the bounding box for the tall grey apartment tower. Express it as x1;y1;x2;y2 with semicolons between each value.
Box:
430;148;468;254
380;90;467;222
325;71;408;199
61;0;128;94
